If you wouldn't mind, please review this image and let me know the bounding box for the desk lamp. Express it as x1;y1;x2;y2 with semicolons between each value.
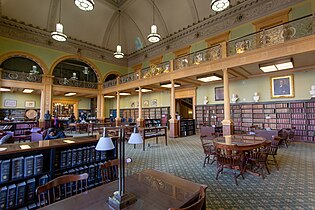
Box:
96;127;142;209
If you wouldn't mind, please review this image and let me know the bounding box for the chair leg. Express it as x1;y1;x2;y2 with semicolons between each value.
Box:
264;162;270;174
272;155;279;170
203;155;209;167
216;166;223;180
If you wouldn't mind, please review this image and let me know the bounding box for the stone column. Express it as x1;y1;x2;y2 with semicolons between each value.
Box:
116;91;121;126
169;80;179;138
136;87;144;127
221;68;233;136
39;75;53;128
97;83;104;122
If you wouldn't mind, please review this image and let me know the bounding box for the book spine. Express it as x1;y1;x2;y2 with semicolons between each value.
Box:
12;157;24;180
0;160;10;183
0;187;7;210
34;154;43;175
24;156;34;177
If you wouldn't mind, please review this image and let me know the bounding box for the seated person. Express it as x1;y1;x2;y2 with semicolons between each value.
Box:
69;113;76;123
44;128;66;140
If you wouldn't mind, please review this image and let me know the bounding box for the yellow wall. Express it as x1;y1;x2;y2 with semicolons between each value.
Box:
196;70;315;105
0;92;41;109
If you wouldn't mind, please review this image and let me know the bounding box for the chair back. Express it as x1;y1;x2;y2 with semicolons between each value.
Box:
100;159;120;184
168;186;205;210
36;173;88;208
200;126;215;138
214;143;242;167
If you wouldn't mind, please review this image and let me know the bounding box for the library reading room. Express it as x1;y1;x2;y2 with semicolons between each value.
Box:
1;0;315;209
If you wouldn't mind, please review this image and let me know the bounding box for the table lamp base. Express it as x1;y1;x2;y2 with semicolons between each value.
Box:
107;192;137;209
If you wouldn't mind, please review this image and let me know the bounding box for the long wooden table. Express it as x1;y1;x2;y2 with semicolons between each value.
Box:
40;169;207;210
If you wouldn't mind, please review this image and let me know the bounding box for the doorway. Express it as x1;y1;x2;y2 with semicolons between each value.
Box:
175;98;193;119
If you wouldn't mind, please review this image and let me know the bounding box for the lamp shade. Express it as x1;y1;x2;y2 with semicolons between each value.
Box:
128;133;143;144
74;0;95;11
96;136;115;151
211;0;230;12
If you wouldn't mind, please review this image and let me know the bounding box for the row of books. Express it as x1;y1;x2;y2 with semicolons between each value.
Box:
62;163;103;187
0;175;49;210
57;146;109;169
0;154;43;184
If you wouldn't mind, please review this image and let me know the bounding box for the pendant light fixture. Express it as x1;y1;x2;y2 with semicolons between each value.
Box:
114;10;124;59
74;0;95;11
147;0;161;43
51;0;67;42
210;0;230;12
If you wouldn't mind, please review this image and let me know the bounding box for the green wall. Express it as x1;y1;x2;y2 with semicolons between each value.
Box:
196;70;315;105
0;92;41;109
0;37;128;79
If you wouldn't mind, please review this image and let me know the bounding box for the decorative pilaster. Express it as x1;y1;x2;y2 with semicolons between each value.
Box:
221;68;233;136
97;83;104;122
136;87;144;127
116;91;121;126
39;75;53;128
169;80;179;138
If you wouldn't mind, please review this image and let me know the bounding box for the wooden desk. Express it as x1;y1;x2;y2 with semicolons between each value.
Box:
213;135;269;151
138;126;168;151
254;129;278;141
40;169;207;210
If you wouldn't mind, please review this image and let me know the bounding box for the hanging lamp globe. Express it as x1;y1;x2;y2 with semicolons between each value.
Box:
147;25;161;43
114;45;124;59
210;0;230;12
74;0;95;11
51;23;67;42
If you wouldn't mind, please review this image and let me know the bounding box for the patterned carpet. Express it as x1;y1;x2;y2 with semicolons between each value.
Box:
124;135;315;210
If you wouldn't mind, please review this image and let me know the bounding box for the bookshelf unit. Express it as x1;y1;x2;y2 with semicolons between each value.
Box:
0;136;115;209
110;107;170;123
0;121;38;136
144;119;162;127
179;119;196;137
195;99;315;142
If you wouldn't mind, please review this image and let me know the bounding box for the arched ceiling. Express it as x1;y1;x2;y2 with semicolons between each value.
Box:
0;0;247;56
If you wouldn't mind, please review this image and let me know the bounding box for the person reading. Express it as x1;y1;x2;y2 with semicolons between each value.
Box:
44;128;66;140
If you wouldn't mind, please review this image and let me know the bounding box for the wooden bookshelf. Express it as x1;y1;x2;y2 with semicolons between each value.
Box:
195;99;315;142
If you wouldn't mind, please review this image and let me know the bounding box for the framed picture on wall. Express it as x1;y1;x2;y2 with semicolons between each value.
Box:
4;100;17;107
151;99;157;107
215;87;224;101
143;100;149;107
270;75;294;98
25;100;35;108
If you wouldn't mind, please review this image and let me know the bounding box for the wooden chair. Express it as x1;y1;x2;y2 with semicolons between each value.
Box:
100;158;133;184
246;142;271;179
36;173;88;208
100;159;120;184
214;143;244;185
168;186;205;210
267;136;281;170
200;136;216;167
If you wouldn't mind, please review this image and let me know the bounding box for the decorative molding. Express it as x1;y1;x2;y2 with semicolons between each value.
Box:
127;0;304;67
0;0;304;68
0;17;128;66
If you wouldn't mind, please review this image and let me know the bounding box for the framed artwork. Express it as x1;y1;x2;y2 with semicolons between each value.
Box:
25;100;36;108
270;75;294;98
143;100;149;107
4;100;17;107
151;99;157;107
215;87;224;101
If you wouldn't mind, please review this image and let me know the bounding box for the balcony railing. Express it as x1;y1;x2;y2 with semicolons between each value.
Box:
1;70;42;83
228;14;314;56
141;61;170;79
103;79;117;88
174;44;222;70
119;72;139;84
53;77;98;89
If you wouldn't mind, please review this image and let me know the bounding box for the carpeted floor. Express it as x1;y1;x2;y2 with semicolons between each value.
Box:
122;135;315;210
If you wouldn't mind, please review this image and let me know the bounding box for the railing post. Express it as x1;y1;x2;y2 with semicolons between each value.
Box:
220;41;227;58
170;60;174;72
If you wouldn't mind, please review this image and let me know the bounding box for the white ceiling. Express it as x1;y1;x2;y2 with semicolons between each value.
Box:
0;0;247;55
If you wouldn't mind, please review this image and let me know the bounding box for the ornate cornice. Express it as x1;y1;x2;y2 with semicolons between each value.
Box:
127;0;304;67
0;17;128;66
0;0;304;68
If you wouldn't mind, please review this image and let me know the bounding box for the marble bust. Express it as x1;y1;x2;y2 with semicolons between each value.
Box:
253;92;260;102
231;94;238;103
310;85;315;98
203;96;209;105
